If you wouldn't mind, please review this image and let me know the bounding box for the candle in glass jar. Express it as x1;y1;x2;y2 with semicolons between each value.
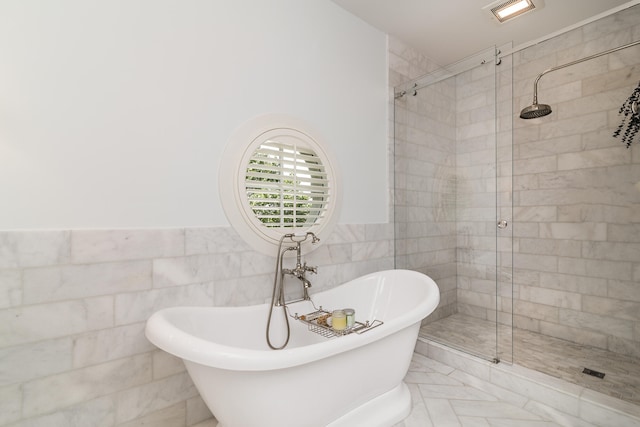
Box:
344;308;355;328
332;310;347;331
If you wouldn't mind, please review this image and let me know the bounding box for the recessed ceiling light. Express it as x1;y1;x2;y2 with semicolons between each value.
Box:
484;0;537;23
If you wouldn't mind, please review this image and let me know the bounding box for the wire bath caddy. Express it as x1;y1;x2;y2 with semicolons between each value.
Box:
292;306;383;338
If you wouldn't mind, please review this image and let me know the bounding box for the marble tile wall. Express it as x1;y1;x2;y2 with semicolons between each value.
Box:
511;4;640;358
390;37;459;322
0;224;393;426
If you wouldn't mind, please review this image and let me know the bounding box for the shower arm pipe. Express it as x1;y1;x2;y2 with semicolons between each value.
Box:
531;39;640;104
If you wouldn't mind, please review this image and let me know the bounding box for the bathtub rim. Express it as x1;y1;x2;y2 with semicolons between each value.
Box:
145;269;439;371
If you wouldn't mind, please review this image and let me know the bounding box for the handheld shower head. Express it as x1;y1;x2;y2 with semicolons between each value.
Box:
520;103;552;119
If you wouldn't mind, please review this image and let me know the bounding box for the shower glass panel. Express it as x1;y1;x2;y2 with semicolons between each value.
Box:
394;46;513;363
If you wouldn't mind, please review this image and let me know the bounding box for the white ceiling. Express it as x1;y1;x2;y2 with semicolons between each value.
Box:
331;0;637;66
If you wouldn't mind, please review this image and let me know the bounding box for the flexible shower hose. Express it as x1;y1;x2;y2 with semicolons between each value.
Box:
266;236;295;350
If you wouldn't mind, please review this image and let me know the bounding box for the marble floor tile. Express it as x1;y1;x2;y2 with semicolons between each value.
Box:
485;420;560;427
420;313;640;406
459;416;491;427
449;400;542;420
423;398;462;426
394;353;562;427
418;384;499;401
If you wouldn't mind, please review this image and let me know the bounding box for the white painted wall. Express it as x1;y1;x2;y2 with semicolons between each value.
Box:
0;0;388;229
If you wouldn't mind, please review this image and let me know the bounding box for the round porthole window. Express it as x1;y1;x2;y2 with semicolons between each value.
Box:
219;114;341;256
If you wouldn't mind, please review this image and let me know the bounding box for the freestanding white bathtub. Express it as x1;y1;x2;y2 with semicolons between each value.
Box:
145;269;440;427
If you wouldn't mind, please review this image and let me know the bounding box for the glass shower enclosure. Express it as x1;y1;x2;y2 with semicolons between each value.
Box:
393;46;514;363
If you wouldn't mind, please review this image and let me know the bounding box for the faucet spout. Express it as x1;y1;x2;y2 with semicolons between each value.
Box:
301;279;312;300
301;262;317;300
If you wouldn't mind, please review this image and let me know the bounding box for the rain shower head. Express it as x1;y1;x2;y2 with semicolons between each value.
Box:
520;102;552;119
520;72;552;119
519;39;640;120
519;79;552;119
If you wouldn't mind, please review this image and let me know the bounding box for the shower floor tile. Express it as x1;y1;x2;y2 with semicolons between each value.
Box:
419;313;640;406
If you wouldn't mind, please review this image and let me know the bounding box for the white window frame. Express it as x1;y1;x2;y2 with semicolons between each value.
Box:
219;114;341;256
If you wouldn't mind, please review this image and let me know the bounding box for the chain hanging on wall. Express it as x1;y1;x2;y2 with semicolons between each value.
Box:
613;81;640;148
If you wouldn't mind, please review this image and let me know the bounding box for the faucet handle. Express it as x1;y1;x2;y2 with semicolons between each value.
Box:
303;262;317;274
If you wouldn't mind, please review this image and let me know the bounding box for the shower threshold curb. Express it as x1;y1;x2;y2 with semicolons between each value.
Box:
415;338;640;427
